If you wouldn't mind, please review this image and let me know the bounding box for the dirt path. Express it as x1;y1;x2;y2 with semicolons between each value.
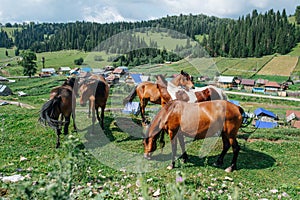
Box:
224;91;300;102
0;99;35;109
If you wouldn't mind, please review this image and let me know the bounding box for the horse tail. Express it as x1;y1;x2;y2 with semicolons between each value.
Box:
123;85;138;105
39;97;64;129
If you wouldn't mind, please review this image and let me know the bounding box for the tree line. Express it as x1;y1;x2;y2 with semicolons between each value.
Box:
0;8;299;59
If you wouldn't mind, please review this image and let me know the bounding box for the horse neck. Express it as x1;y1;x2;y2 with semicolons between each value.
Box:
170;75;182;86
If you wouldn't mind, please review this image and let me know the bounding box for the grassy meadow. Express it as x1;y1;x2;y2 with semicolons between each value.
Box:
0;71;299;199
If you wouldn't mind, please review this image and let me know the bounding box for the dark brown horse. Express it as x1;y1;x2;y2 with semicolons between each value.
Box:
143;100;250;172
39;77;77;148
79;74;109;130
123;70;194;123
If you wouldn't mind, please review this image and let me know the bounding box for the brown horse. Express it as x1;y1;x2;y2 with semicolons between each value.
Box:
143;100;250;172
39;77;77;148
123;70;194;123
79;75;109;130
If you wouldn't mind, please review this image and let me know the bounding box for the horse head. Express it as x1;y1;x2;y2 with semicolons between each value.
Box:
143;137;157;160
174;70;194;90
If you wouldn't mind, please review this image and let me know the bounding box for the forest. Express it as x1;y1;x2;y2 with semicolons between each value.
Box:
0;8;300;60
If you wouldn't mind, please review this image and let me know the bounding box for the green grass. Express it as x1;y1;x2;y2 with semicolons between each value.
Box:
0;77;299;199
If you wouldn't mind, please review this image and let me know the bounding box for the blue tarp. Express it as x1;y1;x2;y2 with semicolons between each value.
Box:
255;120;278;128
131;74;142;85
254;108;277;119
229;100;240;106
81;67;92;73
123;102;140;115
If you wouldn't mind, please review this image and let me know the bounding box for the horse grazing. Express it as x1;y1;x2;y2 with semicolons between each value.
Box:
123;70;194;123
143;100;250;172
155;74;227;104
79;75;109;130
39;77;78;148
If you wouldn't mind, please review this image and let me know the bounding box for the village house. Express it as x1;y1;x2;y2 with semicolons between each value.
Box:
240;79;255;91
216;76;236;88
255;78;268;87
264;81;281;95
125;73;150;85
40;68;56;77
58;67;71;75
113;66;129;77
286;110;300;128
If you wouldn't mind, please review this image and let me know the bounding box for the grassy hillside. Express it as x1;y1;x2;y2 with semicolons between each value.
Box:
0;41;300;78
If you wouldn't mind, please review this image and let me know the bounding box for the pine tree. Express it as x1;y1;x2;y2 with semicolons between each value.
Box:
296;6;300;24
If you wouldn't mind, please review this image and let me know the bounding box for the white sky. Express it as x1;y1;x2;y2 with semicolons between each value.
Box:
0;0;298;24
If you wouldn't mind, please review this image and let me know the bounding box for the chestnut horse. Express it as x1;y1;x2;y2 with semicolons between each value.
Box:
123;70;194;123
79;75;109;130
39;77;77;148
143;100;250;172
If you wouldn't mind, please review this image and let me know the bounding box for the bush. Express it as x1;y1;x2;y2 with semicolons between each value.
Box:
74;57;84;65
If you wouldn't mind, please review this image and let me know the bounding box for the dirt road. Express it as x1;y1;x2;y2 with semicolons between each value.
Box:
224;91;300;102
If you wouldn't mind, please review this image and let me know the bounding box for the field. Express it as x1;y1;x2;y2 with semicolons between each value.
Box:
0;75;299;199
257;55;299;77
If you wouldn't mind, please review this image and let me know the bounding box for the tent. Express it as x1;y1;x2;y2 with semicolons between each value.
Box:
0;85;13;96
254;108;277;119
122;102;140;115
255;120;278;128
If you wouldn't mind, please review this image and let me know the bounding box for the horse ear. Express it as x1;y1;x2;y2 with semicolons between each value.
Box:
181;70;183;74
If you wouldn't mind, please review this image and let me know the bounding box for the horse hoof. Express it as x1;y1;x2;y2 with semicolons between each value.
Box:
143;153;151;160
225;167;233;173
167;165;173;170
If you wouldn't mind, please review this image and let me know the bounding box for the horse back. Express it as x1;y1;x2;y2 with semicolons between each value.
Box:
137;82;161;102
167;100;242;138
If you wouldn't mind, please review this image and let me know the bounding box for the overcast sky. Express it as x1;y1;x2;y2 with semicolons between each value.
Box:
0;0;299;24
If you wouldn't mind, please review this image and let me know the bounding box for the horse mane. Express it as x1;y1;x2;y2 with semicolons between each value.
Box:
155;74;168;87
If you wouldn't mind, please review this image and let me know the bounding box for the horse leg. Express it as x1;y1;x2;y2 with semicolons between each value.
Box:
72;112;77;132
167;131;177;170
214;133;230;167
96;106;105;129
178;133;188;163
56;129;62;148
88;100;91;118
100;106;105;129
63;115;70;135
90;99;96;133
225;138;240;173
72;95;77;132
140;98;148;124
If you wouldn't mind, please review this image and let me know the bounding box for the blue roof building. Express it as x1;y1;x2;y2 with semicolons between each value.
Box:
254;108;277;119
